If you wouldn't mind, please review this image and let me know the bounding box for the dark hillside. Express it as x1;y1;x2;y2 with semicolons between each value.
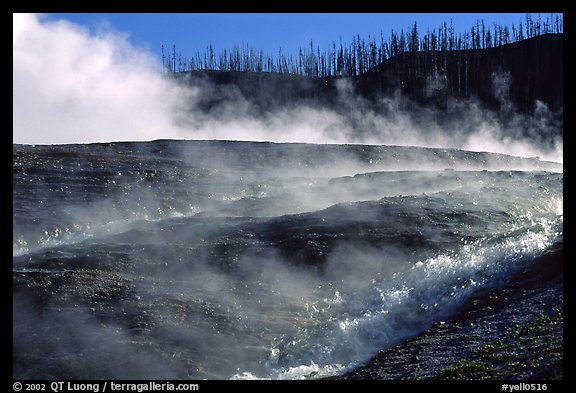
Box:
174;70;338;113
174;34;562;116
358;33;563;113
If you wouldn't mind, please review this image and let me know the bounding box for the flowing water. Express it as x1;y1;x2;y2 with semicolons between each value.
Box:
13;140;562;379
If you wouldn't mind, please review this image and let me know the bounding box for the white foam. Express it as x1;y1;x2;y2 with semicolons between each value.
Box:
256;214;562;379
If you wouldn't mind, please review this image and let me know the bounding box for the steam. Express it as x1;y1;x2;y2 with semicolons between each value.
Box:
13;13;187;144
13;13;562;160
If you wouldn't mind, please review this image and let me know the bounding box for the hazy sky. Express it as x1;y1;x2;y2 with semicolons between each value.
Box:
47;13;551;66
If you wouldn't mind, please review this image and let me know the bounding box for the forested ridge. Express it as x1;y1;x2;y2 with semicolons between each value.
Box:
163;14;562;78
165;15;563;115
360;33;563;112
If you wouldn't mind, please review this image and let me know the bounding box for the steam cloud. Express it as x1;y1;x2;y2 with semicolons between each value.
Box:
13;13;562;162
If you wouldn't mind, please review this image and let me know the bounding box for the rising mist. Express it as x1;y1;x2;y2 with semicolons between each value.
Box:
13;13;562;163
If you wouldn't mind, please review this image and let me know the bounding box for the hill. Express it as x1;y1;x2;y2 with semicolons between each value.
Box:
174;34;562;116
358;33;563;113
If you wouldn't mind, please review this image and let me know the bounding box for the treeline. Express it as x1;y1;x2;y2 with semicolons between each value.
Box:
162;13;562;78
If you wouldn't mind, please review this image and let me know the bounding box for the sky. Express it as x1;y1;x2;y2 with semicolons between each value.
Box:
12;13;563;161
47;13;550;67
